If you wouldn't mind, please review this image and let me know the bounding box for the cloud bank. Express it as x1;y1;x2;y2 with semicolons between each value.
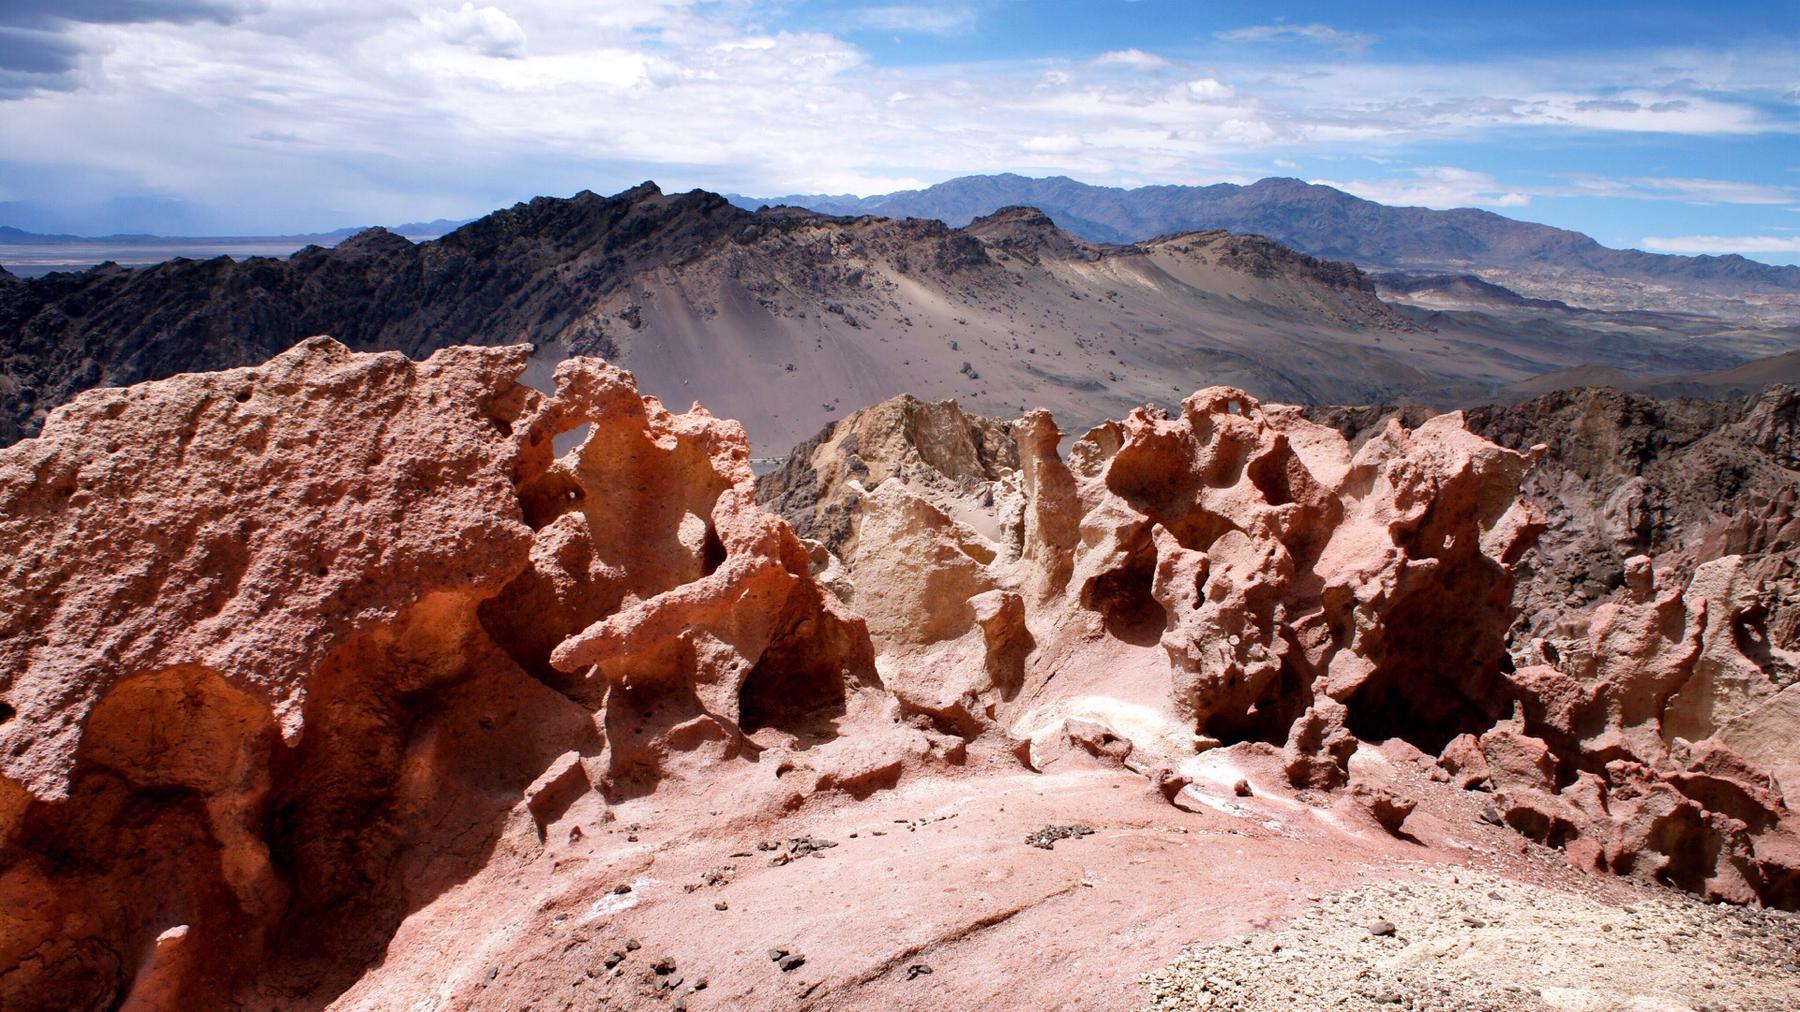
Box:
0;1;1793;245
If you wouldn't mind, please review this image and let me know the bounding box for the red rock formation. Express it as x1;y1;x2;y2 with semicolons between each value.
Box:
0;338;878;1009
805;389;1543;798
5;356;1799;1009
1487;553;1800;905
772;387;1800;908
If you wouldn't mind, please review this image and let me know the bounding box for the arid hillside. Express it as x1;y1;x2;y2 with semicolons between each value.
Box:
6;183;1795;453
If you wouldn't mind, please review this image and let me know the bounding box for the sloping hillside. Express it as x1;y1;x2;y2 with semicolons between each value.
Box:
4;183;1792;453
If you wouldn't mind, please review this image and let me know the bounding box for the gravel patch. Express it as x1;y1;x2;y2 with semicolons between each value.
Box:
1141;868;1800;1011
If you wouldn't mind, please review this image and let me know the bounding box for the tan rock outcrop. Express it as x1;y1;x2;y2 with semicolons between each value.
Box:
773;387;1800;908
792;388;1544;790
754;393;1018;552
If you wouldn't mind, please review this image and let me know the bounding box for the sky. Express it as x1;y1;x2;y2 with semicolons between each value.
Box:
1;0;1797;263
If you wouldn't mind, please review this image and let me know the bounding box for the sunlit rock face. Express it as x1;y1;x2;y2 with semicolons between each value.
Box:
794;389;1542;776
3;347;1796;1009
770;387;1800;907
0;338;877;1009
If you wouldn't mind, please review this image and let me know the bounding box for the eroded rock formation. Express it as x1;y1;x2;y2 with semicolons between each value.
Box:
0;338;882;1009
782;391;1542;782
1306;386;1800;903
764;387;1800;908
5;351;1799;1009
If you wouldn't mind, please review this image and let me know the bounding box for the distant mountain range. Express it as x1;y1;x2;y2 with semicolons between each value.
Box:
734;174;1800;318
0;220;470;244
8;183;1796;453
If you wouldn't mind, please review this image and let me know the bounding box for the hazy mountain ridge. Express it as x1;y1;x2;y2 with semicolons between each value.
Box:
736;174;1800;317
0;219;470;245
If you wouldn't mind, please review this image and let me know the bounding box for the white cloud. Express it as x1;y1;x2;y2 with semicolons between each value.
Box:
1185;78;1233;101
1217;22;1374;56
1567;175;1793;204
1022;133;1081;154
1094;49;1167;70
1316;167;1531;209
421;3;526;59
1310;169;1794;215
840;4;976;36
1641;235;1800;254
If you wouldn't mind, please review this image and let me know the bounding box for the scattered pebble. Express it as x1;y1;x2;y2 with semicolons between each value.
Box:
1025;824;1095;850
766;836;839;866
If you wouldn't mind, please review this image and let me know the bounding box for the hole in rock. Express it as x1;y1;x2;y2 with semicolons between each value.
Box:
739;630;849;743
1341;583;1510;755
1161;510;1239;553
517;470;586;529
1642;805;1728;897
553;423;593;458
1083;540;1165;647
1245;448;1295;508
1203;656;1312;746
701;524;727;576
0;700;13;724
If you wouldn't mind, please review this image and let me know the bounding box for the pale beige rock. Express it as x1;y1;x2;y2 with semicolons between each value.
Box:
1716;683;1800;773
1663;556;1783;745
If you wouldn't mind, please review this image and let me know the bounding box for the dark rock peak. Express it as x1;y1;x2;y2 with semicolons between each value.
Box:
1156;229;1374;291
968;205;1060;230
332;226;415;257
618;180;664;202
964;205;1099;263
